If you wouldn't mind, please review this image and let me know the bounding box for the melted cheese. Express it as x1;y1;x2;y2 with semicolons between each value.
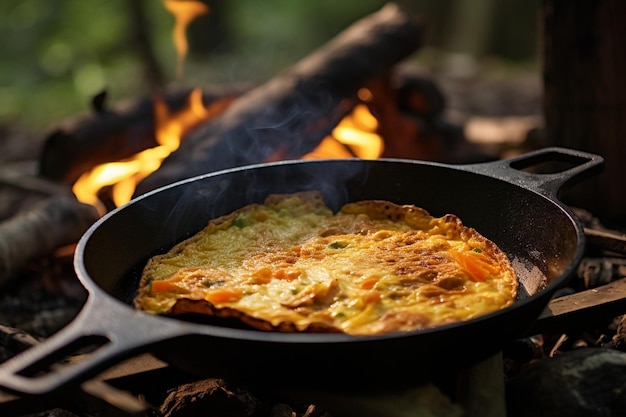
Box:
135;192;517;335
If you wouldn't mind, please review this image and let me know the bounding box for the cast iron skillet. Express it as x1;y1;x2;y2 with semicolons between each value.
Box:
0;147;604;395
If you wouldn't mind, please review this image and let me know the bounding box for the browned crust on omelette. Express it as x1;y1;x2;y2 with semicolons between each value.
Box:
134;191;518;335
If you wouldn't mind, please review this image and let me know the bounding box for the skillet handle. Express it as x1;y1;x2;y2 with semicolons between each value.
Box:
0;294;189;396
464;147;604;200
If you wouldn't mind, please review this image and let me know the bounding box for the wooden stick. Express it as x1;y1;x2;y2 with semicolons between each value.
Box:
135;3;424;195
584;227;626;256
0;323;40;356
528;277;626;336
0;168;71;222
0;194;99;287
0;167;68;197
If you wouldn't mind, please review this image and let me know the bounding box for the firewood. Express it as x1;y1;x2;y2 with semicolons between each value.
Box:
38;85;246;185
0;166;68;197
529;277;626;335
584;228;626;256
0;166;70;221
0;194;99;287
135;3;424;195
0;323;40;356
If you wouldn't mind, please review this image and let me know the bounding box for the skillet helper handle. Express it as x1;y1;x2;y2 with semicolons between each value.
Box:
466;147;604;199
0;295;188;396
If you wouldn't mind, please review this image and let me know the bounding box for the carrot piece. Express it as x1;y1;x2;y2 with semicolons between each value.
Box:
150;279;189;295
360;276;379;290
250;266;273;284
205;288;244;304
274;269;299;280
450;251;497;282
361;290;381;304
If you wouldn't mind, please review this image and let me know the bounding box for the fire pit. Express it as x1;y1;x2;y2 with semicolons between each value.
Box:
1;2;625;417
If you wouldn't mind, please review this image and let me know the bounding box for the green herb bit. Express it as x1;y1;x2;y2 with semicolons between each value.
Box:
471;247;483;253
233;215;252;228
329;241;348;249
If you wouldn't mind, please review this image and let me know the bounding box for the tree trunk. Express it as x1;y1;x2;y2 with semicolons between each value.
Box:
542;0;626;225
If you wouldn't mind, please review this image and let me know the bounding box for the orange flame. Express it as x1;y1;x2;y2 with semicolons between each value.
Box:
303;88;384;159
72;89;224;212
163;0;209;79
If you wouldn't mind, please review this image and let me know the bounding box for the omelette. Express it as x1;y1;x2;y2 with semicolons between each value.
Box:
134;191;517;336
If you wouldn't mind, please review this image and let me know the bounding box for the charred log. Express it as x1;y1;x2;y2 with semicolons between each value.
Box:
135;3;424;195
38;86;245;185
0;194;99;286
0;166;68;221
0;323;39;358
365;73;478;164
506;348;626;417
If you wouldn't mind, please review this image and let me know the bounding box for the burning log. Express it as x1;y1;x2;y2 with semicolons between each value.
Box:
0;167;69;221
38;86;245;185
0;323;39;358
135;3;424;195
364;73;474;163
0;194;99;287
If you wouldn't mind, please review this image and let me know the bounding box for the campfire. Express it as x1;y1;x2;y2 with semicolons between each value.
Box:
37;2;476;214
71;86;387;212
1;2;626;417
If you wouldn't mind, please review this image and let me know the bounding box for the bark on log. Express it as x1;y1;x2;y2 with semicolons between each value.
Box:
542;0;626;225
0;324;39;357
38;86;245;185
135;3;424;195
0;166;69;221
0;194;99;287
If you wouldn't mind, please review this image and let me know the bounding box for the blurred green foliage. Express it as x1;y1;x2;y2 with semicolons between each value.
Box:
0;0;538;133
1;0;170;130
0;0;391;131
